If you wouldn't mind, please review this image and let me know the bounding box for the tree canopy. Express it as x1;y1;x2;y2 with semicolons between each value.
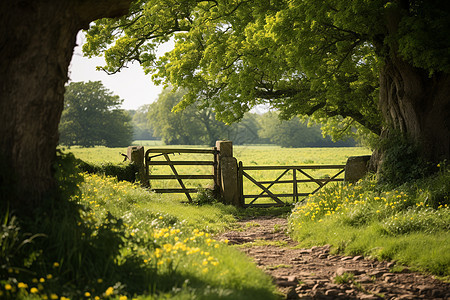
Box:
143;87;354;147
258;112;355;148
85;0;450;169
129;105;157;140
59;81;133;147
147;88;266;145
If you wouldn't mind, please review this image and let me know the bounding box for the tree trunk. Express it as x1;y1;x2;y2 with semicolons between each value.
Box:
370;3;450;173
0;0;131;214
374;54;450;170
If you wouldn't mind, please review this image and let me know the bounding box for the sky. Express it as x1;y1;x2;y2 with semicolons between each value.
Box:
68;31;269;114
68;31;172;111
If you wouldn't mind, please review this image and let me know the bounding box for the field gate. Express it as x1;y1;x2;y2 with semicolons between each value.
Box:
238;163;345;207
127;142;370;207
144;147;219;203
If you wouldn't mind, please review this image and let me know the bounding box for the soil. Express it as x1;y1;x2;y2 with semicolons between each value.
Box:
216;216;450;300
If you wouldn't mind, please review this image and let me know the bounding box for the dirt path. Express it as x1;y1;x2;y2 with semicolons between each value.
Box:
217;217;450;300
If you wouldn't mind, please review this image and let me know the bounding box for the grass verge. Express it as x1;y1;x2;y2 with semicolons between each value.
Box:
289;167;450;278
1;172;277;299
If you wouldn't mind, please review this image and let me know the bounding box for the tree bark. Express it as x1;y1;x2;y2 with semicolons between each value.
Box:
0;0;131;213
374;55;450;169
370;3;450;172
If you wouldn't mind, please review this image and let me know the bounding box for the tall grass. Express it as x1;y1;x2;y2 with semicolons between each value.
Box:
0;171;277;299
289;167;450;277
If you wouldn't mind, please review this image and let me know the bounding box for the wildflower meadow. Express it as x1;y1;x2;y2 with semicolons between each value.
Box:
1;146;449;299
289;167;450;277
0;152;277;300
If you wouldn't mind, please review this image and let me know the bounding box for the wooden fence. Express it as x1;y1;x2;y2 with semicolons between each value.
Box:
145;148;219;203
128;142;368;207
238;163;346;207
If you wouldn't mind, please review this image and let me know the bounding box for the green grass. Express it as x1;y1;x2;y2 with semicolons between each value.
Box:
289;170;450;277
333;272;355;284
237;240;289;248
1;173;278;299
132;140;165;147
2;144;448;299
68;144;371;204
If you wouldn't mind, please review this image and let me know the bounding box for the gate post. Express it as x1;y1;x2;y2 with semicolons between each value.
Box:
127;146;149;187
215;141;241;207
344;155;371;183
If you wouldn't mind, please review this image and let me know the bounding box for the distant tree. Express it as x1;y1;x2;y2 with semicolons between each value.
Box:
59;81;132;147
148;88;229;145
130;105;157;141
227;113;269;145
258;112;355;148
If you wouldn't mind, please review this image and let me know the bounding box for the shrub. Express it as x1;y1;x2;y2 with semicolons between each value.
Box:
76;159;138;182
378;131;432;186
194;187;221;205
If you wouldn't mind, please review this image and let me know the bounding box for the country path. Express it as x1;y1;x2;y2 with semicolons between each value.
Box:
216;216;450;300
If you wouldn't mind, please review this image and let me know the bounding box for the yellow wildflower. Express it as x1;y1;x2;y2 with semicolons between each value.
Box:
18;282;28;289
105;287;114;296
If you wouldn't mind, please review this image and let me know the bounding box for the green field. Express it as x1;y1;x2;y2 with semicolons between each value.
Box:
4;144;447;299
68;144;372;204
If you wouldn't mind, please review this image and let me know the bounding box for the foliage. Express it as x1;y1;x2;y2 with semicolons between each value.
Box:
378;131;433;186
334;272;355;285
289;167;450;276
0;151;132;299
147;87;268;146
77;160;138;183
258;112;355;148
82;0;397;136
148;88;229;145
0;169;277;299
59;81;133;147
140;88;357;147
193;187;221;206
83;0;450;177
129;105;157;141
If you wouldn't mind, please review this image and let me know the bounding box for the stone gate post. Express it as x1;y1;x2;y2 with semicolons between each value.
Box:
127;146;149;187
215;140;241;207
344;155;371;183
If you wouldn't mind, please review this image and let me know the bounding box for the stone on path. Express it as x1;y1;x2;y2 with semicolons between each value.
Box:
216;217;450;299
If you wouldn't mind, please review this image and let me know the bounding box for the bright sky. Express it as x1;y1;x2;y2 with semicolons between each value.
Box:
68;31;173;110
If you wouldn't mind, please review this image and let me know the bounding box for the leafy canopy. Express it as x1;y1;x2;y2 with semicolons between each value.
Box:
258;112;355;148
147;87;265;145
84;0;450;140
59;81;133;147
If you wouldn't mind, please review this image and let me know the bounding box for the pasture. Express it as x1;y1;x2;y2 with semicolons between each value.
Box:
68;144;372;204
4;144;447;299
66;143;450;280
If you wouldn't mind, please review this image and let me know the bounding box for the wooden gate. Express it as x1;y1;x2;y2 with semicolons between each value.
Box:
145;148;219;203
238;163;345;207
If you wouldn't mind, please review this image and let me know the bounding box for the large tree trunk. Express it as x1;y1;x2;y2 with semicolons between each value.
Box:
374;54;450;170
370;2;450;173
0;0;131;214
